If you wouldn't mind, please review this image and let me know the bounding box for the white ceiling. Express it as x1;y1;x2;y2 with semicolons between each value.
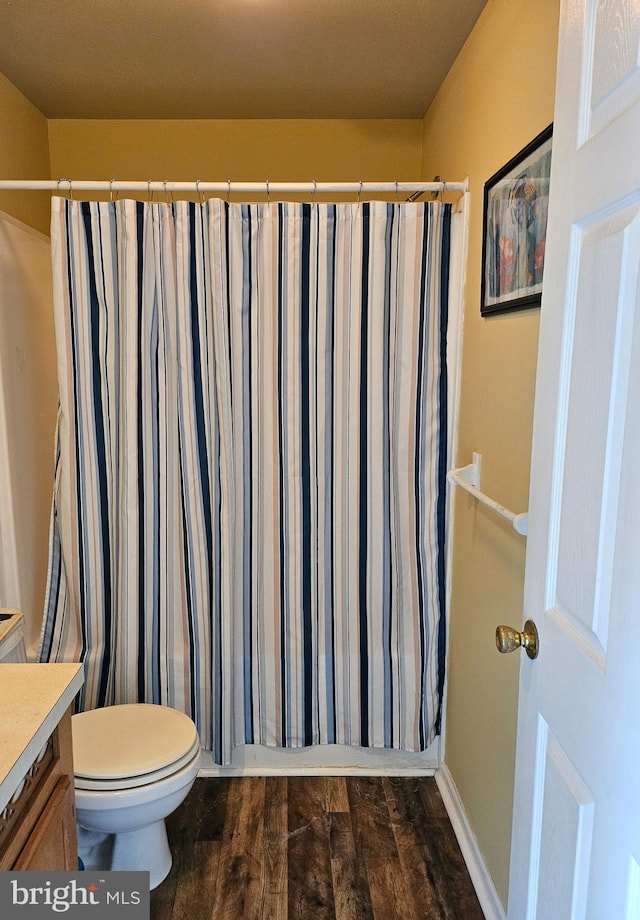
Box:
0;0;487;119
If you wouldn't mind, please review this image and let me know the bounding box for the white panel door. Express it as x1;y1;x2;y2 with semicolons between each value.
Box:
508;1;640;917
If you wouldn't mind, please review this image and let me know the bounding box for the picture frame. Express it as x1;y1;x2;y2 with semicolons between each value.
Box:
480;124;553;316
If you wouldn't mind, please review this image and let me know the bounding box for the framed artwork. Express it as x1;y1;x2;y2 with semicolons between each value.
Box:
481;124;553;316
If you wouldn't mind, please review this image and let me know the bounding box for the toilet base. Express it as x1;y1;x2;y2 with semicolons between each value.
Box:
77;820;172;890
76;826;114;872
111;819;172;889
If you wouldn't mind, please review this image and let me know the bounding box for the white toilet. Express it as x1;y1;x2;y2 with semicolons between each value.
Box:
72;703;201;888
0;608;201;889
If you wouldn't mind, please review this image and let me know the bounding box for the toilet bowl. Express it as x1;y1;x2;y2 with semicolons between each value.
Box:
0;611;198;888
72;703;201;888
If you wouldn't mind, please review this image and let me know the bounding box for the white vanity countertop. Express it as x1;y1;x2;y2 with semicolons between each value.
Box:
0;663;84;812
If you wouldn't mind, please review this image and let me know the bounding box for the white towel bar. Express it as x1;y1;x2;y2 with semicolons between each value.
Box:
447;452;528;536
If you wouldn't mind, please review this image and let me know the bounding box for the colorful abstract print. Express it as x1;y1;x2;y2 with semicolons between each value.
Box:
486;146;551;306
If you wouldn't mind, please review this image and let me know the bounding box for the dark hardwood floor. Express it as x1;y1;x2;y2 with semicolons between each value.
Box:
151;776;485;920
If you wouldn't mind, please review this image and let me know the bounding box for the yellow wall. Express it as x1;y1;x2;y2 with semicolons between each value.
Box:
421;0;560;907
48;119;423;193
0;72;50;234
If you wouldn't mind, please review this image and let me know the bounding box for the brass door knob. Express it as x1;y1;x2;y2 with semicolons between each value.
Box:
495;619;539;659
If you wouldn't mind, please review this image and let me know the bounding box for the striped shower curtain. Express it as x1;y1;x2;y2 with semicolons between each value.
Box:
40;196;451;765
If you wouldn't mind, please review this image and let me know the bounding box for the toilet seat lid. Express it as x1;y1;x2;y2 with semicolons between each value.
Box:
72;703;200;781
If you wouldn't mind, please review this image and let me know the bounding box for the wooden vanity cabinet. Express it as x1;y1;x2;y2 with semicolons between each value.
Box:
0;706;78;871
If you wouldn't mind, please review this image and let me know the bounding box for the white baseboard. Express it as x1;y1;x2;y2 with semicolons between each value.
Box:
436;764;506;920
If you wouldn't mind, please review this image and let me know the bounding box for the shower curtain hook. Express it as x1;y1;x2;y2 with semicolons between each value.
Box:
358;180;363;206
109;178;114;203
68;179;73;201
266;179;270;204
313;179;317;202
147;180;152;203
431;175;446;200
227;180;231;204
163;179;173;203
196;179;204;205
395;180;399;202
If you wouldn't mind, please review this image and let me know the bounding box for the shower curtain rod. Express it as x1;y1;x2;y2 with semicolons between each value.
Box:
0;178;468;196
